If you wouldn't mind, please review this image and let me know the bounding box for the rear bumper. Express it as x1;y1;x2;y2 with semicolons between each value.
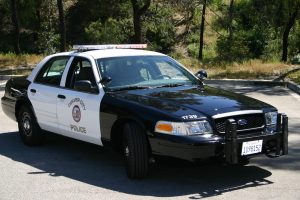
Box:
1;96;17;121
149;114;288;163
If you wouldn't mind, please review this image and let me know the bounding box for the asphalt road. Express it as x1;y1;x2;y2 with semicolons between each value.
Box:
0;83;299;200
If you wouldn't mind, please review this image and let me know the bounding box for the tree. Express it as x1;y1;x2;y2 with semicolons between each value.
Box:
144;2;176;53
10;0;21;54
169;0;198;40
57;0;66;52
281;1;300;62
227;0;234;43
198;0;207;61
130;0;151;43
85;18;131;44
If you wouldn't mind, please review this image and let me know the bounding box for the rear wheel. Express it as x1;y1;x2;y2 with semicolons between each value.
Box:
123;122;149;179
17;105;44;146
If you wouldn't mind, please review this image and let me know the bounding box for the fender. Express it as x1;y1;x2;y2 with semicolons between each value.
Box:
107;115;150;151
116;115;147;131
15;96;38;121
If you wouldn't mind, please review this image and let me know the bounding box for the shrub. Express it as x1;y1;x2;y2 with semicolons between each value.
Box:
85;18;133;44
144;4;176;53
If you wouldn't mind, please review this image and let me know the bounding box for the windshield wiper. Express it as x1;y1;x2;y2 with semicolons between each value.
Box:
110;85;152;92
109;83;186;92
156;83;185;88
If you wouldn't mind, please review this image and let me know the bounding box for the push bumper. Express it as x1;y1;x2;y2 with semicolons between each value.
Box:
224;113;288;164
149;114;288;163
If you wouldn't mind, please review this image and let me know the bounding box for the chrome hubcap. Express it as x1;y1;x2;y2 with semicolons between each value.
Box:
22;113;31;135
23;119;30;130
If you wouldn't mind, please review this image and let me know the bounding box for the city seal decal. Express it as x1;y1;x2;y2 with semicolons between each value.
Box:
68;98;87;134
72;105;81;122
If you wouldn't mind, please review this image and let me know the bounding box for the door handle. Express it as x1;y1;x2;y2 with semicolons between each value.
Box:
57;94;66;99
30;89;36;93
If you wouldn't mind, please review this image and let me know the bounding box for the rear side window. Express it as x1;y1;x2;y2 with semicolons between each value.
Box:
35;56;69;86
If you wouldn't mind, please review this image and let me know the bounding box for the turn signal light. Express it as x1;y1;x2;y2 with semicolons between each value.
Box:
155;123;173;133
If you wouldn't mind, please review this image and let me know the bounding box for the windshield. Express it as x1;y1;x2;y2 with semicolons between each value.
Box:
97;56;198;91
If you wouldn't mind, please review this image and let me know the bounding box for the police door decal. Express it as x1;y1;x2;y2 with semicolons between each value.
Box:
68;98;87;134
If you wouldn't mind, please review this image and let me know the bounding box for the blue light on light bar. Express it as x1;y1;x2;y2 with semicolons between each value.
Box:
73;44;147;51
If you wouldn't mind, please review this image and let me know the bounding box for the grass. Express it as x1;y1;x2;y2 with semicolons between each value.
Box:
178;58;292;80
287;70;300;84
0;53;295;80
0;53;43;69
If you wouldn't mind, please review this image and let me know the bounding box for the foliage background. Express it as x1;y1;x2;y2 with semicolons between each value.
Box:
1;0;300;68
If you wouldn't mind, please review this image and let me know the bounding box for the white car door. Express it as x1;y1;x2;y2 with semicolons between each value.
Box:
56;56;104;145
28;56;71;133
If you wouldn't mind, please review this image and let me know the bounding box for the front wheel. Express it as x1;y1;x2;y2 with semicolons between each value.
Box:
17;105;44;146
123;122;149;179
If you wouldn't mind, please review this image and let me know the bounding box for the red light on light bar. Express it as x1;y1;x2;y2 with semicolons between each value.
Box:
73;44;147;51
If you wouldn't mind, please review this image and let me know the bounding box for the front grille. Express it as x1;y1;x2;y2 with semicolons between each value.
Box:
214;114;265;134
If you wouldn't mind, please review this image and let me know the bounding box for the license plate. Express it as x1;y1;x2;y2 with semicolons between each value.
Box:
241;140;263;155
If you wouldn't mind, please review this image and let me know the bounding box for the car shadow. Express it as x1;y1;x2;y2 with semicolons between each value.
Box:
0;131;274;198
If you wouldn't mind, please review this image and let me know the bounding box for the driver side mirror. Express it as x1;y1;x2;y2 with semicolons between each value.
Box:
195;69;208;82
100;76;112;85
74;80;99;93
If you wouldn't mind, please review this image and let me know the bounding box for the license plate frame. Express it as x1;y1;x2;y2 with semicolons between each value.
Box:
241;140;263;155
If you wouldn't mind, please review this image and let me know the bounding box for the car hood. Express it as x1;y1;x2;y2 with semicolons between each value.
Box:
111;85;274;120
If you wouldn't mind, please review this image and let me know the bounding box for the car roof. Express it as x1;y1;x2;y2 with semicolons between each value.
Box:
73;49;166;59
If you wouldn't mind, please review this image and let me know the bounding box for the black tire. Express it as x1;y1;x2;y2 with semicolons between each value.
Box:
123;122;149;179
17;105;44;146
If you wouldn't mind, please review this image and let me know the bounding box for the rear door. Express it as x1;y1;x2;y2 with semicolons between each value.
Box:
28;56;70;133
56;56;104;145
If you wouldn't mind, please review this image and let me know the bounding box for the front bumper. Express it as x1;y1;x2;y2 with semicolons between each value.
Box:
149;114;288;163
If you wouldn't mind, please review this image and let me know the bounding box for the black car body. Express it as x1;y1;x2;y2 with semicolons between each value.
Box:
100;84;288;161
1;45;288;178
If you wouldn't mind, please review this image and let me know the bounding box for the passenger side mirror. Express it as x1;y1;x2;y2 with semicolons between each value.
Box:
100;76;112;85
74;80;98;93
195;69;208;82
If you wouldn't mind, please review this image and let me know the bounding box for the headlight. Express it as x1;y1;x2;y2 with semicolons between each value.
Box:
265;112;277;126
155;120;213;135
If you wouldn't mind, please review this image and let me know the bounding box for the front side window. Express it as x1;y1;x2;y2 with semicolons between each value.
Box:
65;57;97;89
35;56;69;86
97;56;198;90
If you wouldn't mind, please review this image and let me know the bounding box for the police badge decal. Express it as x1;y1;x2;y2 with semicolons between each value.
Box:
72;105;81;122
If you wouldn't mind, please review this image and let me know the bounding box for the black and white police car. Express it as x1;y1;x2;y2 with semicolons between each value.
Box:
1;44;288;179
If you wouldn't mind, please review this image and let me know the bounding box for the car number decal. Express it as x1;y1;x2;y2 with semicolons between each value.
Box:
182;115;198;120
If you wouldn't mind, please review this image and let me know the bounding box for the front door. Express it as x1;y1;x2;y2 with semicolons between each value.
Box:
56;56;104;145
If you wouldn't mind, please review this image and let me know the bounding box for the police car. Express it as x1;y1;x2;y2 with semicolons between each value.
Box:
1;44;288;179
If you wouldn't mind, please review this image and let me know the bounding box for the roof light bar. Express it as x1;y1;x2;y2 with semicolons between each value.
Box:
73;44;147;51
